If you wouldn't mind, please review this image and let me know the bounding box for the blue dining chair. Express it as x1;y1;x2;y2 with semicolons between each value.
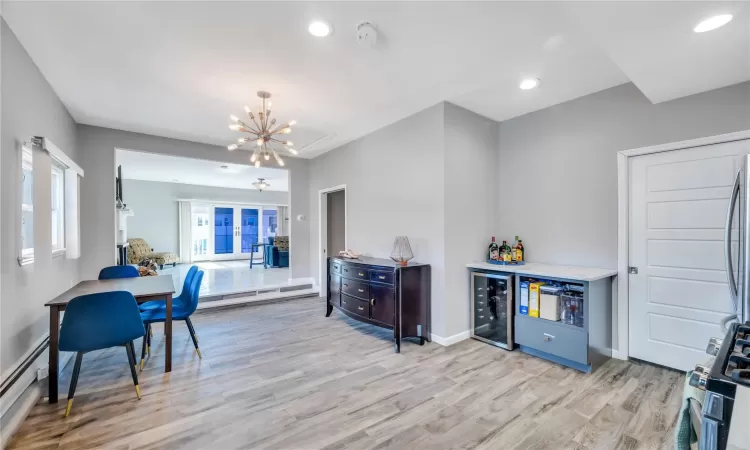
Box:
58;291;145;417
140;271;204;370
98;265;139;280
139;265;198;313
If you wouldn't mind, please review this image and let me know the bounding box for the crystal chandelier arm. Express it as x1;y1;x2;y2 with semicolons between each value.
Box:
238;121;259;134
270;149;285;167
269;124;292;135
249;113;263;133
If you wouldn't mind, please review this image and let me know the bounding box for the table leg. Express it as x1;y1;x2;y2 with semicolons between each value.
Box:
263;246;267;268
48;306;60;403
165;294;172;372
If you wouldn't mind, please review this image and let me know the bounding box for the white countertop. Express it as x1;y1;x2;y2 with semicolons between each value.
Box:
466;262;617;282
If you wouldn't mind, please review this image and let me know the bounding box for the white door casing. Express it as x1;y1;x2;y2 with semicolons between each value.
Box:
628;139;750;371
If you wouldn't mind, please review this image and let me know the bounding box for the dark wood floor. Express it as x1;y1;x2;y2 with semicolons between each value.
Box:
8;297;682;450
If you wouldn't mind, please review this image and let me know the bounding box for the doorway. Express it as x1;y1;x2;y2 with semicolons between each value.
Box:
191;203;278;263
319;185;347;295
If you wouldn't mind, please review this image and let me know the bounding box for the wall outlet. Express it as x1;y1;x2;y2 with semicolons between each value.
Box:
37;367;49;381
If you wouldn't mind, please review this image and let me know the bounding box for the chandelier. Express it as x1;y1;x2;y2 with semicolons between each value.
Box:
227;91;297;168
252;178;270;192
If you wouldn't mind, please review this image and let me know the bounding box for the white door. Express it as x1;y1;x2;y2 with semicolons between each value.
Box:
192;205;275;262
629;139;749;371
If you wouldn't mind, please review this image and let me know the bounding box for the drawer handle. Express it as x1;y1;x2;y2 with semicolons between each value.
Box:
343;300;347;305
478;309;484;312
358;289;364;293
478;287;483;291
358;272;365;276
479;316;484;319
478;301;484;305
358;306;364;311
371;299;376;306
478;294;483;298
543;333;555;342
378;276;386;280
343;284;348;287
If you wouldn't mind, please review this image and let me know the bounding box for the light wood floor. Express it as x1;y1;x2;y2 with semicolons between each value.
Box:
9;297;683;450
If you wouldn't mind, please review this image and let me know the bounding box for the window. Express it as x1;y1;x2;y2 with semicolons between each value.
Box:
18;137;83;265
51;162;65;254
19;144;34;265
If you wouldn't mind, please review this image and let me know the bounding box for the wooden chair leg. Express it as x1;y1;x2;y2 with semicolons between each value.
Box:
65;352;84;417
125;342;141;400
185;318;201;358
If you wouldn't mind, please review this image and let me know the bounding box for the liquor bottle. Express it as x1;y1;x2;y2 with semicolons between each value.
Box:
501;240;512;262
488;236;499;261
514;236;524;263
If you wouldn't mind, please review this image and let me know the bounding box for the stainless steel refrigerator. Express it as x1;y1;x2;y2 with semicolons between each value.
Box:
724;154;750;330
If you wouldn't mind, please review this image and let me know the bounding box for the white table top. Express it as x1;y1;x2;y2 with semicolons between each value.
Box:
466;262;617;282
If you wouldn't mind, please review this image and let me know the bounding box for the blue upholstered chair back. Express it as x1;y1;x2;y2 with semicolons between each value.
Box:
181;271;204;316
177;266;199;305
59;291;146;352
98;265;139;280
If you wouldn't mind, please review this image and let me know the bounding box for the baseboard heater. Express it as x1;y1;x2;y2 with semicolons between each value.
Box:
0;337;49;399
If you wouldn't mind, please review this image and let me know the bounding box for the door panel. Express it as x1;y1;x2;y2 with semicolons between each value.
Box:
240;208;259;254
214;207;234;255
370;284;395;326
629;140;749;371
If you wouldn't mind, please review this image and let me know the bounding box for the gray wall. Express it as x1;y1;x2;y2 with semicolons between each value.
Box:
0;19;80;377
327;190;346;256
497;82;750;269
78;125;310;281
308;104;448;336
443;103;498;337
121;179;289;255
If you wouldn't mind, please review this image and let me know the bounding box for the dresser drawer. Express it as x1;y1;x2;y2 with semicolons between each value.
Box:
341;278;369;300
341;264;369;281
516;315;588;365
370;269;394;285
330;260;343;275
341;294;369;318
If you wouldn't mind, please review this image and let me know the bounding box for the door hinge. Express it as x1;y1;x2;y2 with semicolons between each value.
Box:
629;266;638;274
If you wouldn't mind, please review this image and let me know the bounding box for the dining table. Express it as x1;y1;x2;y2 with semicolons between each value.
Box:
45;275;175;404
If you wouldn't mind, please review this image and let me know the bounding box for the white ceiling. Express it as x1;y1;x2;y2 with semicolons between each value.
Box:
4;2;749;159
116;149;289;192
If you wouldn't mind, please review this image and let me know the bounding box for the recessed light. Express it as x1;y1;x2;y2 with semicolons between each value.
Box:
308;20;332;37
519;78;540;90
220;165;229;169
694;14;733;33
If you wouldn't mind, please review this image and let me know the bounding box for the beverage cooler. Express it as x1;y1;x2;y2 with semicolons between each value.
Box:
470;272;514;350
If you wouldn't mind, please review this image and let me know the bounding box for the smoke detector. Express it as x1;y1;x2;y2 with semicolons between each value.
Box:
356;22;377;46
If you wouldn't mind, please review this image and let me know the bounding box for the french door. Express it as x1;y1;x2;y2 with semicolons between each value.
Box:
191;204;278;262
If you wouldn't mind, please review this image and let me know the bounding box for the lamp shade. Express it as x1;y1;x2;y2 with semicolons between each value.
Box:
390;236;414;266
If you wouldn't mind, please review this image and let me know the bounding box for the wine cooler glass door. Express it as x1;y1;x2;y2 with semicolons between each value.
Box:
472;273;513;350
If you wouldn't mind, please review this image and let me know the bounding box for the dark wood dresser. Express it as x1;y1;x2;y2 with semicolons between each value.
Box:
325;256;431;352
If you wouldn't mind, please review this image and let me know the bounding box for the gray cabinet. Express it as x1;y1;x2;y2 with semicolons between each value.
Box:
468;267;613;373
514;274;612;373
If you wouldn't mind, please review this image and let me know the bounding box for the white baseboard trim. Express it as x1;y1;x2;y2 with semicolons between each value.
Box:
611;349;627;361
1;347;73;449
431;331;470;347
1;381;42;449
